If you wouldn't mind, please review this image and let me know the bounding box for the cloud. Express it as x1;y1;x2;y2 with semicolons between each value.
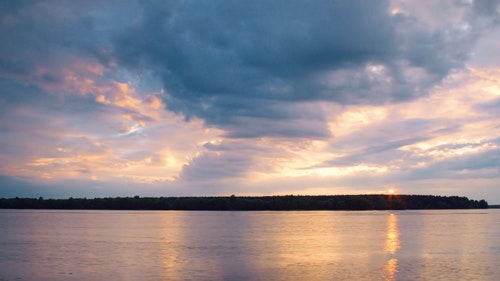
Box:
0;53;222;188
181;151;252;181
110;0;498;138
0;1;499;201
2;0;497;140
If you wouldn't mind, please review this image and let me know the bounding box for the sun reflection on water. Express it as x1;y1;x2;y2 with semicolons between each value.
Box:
384;213;400;281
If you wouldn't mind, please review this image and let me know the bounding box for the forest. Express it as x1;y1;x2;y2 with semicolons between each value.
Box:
0;194;489;210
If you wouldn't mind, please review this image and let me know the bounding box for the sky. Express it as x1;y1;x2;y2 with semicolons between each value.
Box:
1;0;499;202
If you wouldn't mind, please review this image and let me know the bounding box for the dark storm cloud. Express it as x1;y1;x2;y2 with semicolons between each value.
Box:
472;0;500;24
1;0;494;139
112;0;487;138
0;0;137;85
181;152;253;181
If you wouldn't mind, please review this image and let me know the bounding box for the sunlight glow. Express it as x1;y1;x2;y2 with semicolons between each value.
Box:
384;214;400;281
331;106;388;137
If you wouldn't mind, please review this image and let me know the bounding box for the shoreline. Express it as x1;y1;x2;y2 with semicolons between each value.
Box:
0;194;488;211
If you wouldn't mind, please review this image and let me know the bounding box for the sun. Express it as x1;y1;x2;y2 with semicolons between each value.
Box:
388;188;395;195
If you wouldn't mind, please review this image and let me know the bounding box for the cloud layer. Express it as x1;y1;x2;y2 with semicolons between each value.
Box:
113;0;485;138
0;0;499;202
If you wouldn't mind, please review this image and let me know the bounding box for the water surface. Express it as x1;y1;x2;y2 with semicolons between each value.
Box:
1;209;499;280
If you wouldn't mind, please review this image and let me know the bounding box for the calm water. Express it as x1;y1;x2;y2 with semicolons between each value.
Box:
0;209;499;281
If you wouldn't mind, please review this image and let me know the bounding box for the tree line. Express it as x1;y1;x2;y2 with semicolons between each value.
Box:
0;194;488;210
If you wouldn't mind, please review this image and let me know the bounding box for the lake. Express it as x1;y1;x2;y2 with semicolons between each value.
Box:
0;209;499;281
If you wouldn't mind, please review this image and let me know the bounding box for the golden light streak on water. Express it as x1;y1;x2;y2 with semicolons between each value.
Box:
384;214;400;280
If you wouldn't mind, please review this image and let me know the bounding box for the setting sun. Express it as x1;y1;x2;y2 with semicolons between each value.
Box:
388;189;395;195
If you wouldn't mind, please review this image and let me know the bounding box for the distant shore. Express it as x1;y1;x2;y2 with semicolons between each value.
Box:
0;194;488;210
